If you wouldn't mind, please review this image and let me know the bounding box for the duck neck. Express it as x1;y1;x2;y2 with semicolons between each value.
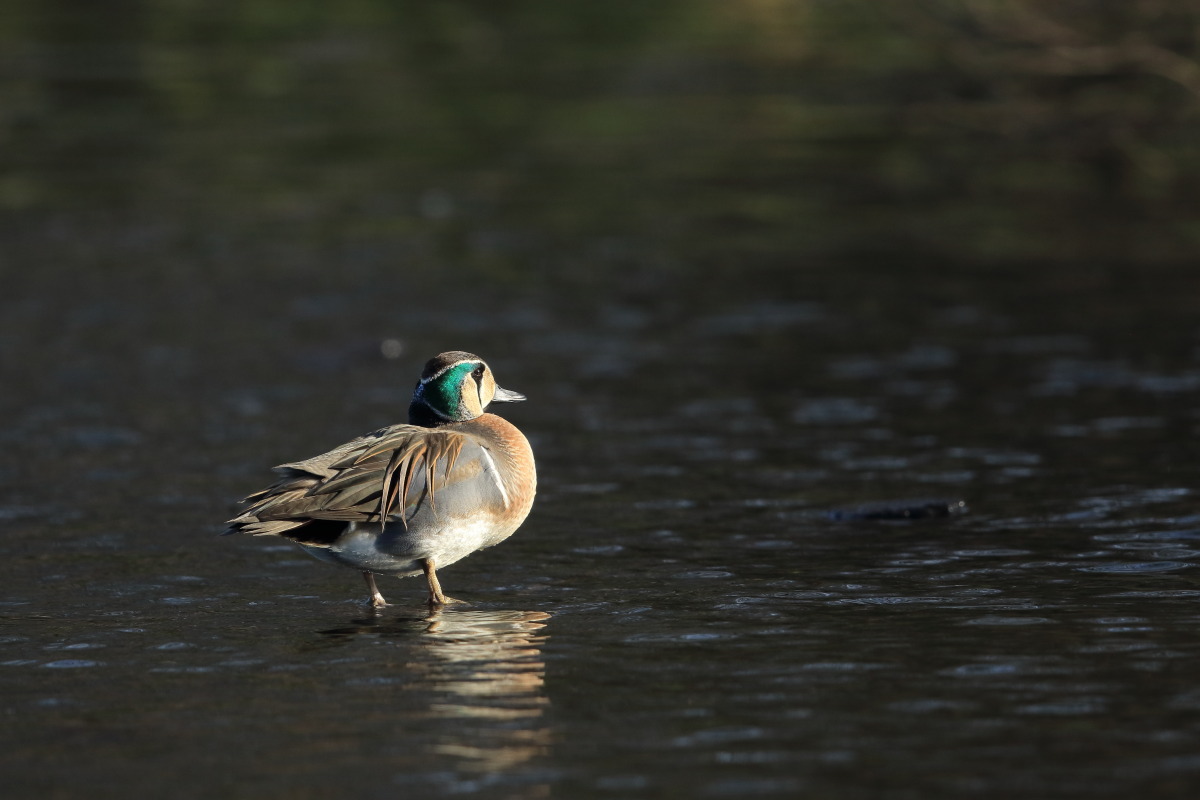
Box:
408;400;452;428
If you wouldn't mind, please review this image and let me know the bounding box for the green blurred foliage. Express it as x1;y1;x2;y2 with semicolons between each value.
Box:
1;0;1198;279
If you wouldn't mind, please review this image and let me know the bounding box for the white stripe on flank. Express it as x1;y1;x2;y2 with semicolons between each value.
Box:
477;447;510;509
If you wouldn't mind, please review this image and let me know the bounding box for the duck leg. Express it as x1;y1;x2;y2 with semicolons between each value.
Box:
422;558;447;607
421;558;469;607
363;571;388;608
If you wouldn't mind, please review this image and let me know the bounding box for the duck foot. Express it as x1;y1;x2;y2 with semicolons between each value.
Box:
422;558;468;608
363;571;388;608
430;596;470;608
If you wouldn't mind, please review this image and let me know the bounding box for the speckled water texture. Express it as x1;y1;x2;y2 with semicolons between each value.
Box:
5;2;1200;799
6;273;1200;799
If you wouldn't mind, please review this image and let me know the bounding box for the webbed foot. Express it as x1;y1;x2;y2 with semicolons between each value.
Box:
421;558;469;608
429;595;470;608
363;571;388;609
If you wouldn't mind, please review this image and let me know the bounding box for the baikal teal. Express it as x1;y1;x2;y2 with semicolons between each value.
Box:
225;351;537;609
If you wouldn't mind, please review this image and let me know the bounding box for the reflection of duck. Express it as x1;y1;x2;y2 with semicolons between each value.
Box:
319;608;552;781
420;610;552;776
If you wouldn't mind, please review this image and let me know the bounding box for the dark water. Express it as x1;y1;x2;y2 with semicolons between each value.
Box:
5;3;1200;798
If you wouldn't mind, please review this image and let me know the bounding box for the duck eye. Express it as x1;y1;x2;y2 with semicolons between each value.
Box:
472;365;485;381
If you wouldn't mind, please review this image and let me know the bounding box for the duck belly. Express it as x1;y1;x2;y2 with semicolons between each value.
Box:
299;517;510;576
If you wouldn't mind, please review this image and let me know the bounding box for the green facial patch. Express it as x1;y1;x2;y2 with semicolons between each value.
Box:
421;361;477;419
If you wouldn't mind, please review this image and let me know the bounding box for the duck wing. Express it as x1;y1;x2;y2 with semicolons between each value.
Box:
225;424;477;546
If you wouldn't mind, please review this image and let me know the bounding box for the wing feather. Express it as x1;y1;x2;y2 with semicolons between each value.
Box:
225;425;469;546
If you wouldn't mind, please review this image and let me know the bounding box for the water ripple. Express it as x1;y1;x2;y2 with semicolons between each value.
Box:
1077;561;1192;574
829;596;957;606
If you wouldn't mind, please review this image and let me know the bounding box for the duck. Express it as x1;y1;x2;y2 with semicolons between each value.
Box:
225;351;536;608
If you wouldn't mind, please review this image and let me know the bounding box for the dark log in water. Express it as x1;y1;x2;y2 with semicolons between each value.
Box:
828;498;968;521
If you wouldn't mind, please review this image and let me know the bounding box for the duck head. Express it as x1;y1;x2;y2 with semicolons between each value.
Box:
409;351;525;426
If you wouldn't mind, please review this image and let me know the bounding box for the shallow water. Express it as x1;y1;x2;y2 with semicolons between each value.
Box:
6;279;1200;799
5;2;1200;799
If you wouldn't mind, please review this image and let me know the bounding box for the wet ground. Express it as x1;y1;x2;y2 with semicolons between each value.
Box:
4;3;1200;799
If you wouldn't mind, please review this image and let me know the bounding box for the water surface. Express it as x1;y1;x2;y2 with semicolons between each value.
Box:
4;2;1200;798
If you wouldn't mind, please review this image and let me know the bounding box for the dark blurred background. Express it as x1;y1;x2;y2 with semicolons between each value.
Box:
5;0;1200;457
5;3;1200;797
5;0;1199;281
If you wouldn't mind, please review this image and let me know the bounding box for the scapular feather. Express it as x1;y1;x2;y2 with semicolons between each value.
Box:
227;425;468;542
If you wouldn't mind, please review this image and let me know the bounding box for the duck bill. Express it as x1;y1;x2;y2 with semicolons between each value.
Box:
492;386;526;403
